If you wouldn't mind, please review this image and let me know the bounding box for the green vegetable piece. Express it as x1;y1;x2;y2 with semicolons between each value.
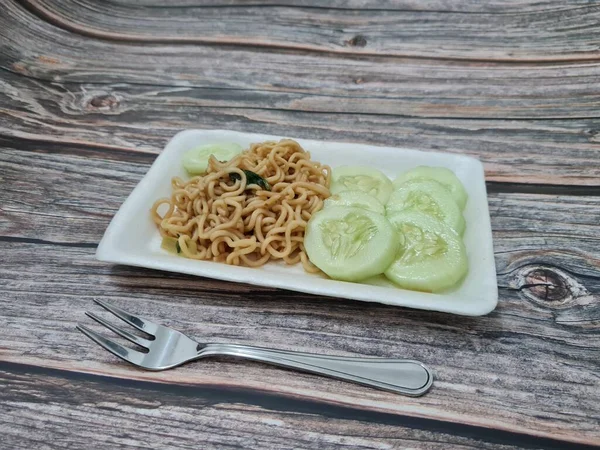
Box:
229;170;271;191
161;236;180;254
386;179;465;235
384;211;468;293
330;166;393;204
323;190;385;215
182;142;243;175
393;166;468;210
304;206;398;282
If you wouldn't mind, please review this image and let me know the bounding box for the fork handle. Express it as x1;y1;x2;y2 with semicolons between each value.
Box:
200;344;433;396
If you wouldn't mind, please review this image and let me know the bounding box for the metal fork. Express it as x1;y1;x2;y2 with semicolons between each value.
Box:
77;299;433;396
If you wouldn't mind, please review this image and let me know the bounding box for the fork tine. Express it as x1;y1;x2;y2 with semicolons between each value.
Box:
93;299;158;335
77;325;145;366
86;312;152;349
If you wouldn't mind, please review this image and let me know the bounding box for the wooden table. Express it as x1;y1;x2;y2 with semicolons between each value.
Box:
2;1;599;448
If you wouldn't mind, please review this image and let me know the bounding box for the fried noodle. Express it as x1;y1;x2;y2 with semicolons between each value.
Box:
151;139;331;272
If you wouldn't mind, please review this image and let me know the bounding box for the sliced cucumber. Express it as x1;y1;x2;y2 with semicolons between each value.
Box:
330;166;393;205
304;206;398;282
384;211;468;292
161;236;180;254
393;166;468;210
182;142;244;175
386;179;465;235
324;190;385;215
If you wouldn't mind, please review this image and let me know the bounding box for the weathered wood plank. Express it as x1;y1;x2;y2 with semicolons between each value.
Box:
21;0;600;61
4;363;589;450
99;0;600;13
2;73;600;186
1;243;599;445
3;1;600;120
1;148;599;444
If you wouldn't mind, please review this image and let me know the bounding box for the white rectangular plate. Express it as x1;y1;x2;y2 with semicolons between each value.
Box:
97;130;498;316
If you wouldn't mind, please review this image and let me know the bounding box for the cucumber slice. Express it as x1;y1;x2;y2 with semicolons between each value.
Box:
324;190;385;215
161;236;180;254
393;166;468;210
386;179;465;235
330;166;393;204
182;142;244;175
384;211;468;292
304;206;398;282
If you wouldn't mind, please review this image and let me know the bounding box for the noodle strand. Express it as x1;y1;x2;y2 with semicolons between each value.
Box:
152;139;331;272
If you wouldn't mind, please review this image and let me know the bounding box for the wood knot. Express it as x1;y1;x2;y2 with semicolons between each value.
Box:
60;90;124;116
347;35;367;47
516;265;589;308
89;95;119;110
522;268;569;302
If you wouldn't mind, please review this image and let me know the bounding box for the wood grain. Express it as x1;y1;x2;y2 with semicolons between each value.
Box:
20;0;600;61
1;244;599;446
1;147;599;445
93;0;600;13
4;363;593;450
3;1;600;121
2;70;600;186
